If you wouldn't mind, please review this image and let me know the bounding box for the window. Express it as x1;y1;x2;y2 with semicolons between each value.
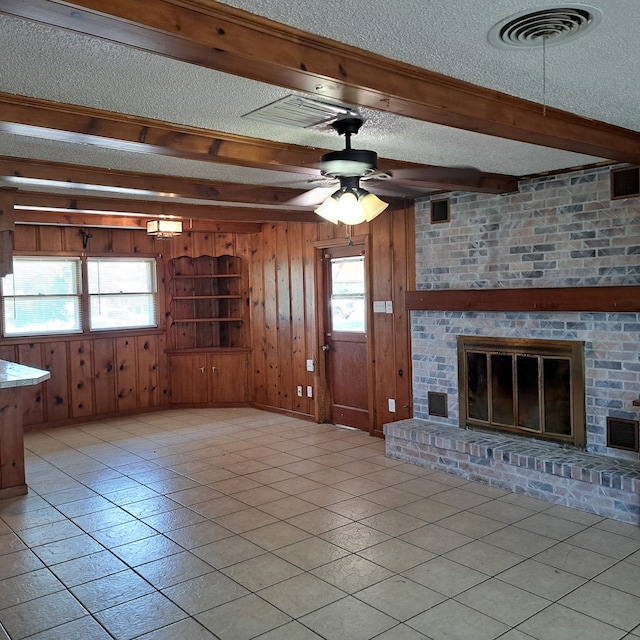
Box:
88;258;157;331
1;256;158;337
329;255;366;332
1;257;82;336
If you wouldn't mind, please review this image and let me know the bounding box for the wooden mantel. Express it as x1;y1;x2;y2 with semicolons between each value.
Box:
405;285;640;313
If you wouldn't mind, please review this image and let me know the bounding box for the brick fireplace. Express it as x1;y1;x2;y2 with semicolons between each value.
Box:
385;165;640;524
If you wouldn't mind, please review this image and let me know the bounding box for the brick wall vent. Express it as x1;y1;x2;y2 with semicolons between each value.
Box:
607;417;639;452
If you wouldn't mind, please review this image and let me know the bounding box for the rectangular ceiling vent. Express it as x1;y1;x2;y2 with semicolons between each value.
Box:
242;95;356;129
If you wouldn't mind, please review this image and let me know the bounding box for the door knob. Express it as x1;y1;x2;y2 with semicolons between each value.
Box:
321;344;330;352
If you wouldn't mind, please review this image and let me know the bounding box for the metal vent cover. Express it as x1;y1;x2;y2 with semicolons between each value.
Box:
243;95;357;129
488;5;602;49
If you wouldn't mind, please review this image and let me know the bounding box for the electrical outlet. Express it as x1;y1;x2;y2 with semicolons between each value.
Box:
307;386;313;398
297;385;303;397
388;398;396;412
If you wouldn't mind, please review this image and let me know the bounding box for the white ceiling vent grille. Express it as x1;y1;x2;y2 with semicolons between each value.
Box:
488;5;602;49
243;95;357;129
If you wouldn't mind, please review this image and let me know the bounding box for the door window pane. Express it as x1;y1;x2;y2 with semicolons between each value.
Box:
330;256;365;332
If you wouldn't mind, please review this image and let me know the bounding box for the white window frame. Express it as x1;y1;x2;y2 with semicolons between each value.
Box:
87;257;158;332
1;256;83;337
1;255;159;337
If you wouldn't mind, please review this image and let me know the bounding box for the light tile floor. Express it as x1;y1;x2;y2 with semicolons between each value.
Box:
1;407;639;640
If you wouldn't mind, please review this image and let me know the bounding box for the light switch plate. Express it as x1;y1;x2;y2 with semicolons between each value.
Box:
306;359;314;372
385;300;393;314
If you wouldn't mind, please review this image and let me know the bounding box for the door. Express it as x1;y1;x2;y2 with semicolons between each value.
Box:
322;246;370;431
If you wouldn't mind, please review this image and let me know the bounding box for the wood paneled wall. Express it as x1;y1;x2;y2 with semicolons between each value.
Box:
3;211;415;434
250;208;415;434
2;225;170;429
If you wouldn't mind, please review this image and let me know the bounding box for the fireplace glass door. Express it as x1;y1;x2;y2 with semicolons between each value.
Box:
458;336;585;446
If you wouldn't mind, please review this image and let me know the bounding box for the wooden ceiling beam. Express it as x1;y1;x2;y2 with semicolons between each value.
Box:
13;192;320;223
0;156;311;205
0;94;518;194
2;0;639;163
15;209;262;233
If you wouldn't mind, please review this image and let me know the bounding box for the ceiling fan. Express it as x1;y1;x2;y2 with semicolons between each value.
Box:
291;116;431;211
291;116;517;211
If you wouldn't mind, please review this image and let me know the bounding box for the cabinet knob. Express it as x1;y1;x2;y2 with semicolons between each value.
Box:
199;367;206;374
211;366;217;373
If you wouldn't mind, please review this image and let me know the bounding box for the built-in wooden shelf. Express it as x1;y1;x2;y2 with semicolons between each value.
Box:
168;255;248;350
633;400;640;407
405;285;640;313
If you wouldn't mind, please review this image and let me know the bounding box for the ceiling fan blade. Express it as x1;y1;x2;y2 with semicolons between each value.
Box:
365;181;436;198
384;166;519;193
287;186;335;207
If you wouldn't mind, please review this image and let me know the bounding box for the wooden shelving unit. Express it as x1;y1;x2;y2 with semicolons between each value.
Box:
168;255;248;350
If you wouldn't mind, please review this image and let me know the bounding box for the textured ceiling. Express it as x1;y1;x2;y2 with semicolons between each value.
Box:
0;1;636;220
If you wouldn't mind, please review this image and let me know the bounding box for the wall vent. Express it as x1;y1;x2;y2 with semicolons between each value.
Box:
611;167;640;199
428;391;448;418
607;417;639;452
430;198;450;224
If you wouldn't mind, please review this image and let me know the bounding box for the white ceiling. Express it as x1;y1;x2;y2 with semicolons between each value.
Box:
0;1;637;217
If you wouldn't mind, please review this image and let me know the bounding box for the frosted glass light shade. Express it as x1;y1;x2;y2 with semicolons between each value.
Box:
146;219;182;238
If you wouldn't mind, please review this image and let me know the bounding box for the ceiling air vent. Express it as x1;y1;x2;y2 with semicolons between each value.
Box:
243;95;357;129
488;5;602;49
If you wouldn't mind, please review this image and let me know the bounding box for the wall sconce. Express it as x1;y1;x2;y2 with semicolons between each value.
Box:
146;219;182;239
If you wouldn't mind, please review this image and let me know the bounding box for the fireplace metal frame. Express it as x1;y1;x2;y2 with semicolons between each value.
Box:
457;335;586;447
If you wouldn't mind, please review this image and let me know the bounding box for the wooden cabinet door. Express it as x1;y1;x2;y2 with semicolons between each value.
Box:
209;353;249;403
169;354;209;404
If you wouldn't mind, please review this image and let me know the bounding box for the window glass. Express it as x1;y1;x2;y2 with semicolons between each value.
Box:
330;256;366;332
87;258;157;330
1;257;82;336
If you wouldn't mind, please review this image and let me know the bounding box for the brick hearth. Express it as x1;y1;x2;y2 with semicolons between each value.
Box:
384;419;640;525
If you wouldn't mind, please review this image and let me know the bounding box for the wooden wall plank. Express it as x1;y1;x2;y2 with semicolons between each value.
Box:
0;345;17;362
276;225;293;411
13;225;37;252
262;226;280;408
133;230;157;254
370;215;395;431
289;224;307;414
37;226;64;253
69;339;94;418
17;343;44;426
249;226;267;407
136;335;159;409
42;341;70;423
93;338;117;416
115;336;138;412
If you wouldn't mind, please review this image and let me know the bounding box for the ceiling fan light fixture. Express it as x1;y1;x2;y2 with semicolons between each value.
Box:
314;176;388;225
146;218;182;239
